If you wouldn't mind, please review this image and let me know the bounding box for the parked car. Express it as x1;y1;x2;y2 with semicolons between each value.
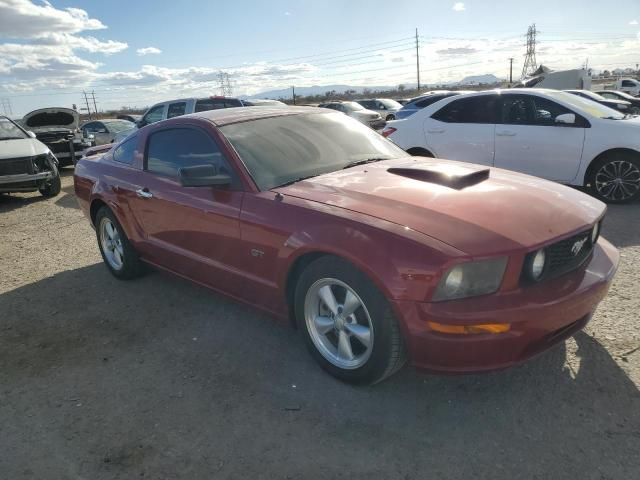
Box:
138;96;244;128
394;98;411;105
74;106;618;384
395;91;472;120
355;98;403;120
614;78;640;97
242;99;287;107
20;108;93;166
565;90;631;113
596;90;640;113
81;119;136;146
0;115;61;197
317;101;385;129
117;114;142;123
384;88;640;203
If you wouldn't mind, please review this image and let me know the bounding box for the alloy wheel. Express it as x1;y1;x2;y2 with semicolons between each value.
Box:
594;160;640;202
304;278;374;369
99;217;124;270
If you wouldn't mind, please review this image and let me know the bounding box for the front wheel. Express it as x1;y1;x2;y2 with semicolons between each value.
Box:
588;152;640;203
39;172;61;197
295;256;406;385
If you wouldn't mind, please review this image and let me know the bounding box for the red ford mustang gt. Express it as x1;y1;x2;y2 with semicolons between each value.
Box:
74;106;619;384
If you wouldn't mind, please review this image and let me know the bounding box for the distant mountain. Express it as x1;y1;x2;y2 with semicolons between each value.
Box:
457;74;502;85
244;84;408;100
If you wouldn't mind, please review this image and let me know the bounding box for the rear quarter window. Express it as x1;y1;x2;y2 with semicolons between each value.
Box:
195;98;243;112
112;136;137;165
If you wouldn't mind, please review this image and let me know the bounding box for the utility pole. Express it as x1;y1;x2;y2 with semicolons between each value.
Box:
415;28;421;92
91;90;98;115
508;57;514;84
521;23;538;79
291;86;296;105
82;91;92;120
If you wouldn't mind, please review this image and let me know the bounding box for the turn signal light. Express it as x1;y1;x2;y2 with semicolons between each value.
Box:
427;321;511;335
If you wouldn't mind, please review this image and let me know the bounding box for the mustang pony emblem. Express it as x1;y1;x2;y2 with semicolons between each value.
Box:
571;237;588;256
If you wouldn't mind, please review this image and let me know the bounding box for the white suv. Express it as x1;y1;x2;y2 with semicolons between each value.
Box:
138;96;244;128
384;88;640;203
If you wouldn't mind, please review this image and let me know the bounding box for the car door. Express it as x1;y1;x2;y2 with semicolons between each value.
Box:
424;95;499;166
493;94;586;182
130;125;246;295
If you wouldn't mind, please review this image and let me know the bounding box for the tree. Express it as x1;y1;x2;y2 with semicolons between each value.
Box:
398;84;406;92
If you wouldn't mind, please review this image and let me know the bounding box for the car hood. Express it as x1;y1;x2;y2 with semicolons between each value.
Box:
0;138;49;160
275;157;605;256
22;107;79;131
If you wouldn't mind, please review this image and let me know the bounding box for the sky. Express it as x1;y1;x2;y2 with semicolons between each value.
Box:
0;0;639;115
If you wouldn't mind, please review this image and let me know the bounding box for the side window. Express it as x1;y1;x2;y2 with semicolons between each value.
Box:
622;80;634;87
142;105;165;125
500;96;530;125
82;122;97;135
195;98;241;112
432;96;498;124
528;96;573;126
167;102;186;119
359;100;373;109
112;136;137;165
146;128;236;185
600;92;617;100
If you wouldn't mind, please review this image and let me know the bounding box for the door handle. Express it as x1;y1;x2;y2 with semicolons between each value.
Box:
136;188;153;199
427;128;445;134
496;130;517;136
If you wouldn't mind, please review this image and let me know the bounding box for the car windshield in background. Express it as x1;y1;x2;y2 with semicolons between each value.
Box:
104;120;135;133
379;99;403;109
0;117;28;140
221;112;404;190
547;91;625;119
342;102;365;112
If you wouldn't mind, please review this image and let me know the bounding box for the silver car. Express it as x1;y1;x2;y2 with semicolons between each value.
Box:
356;98;403;121
81;119;136;146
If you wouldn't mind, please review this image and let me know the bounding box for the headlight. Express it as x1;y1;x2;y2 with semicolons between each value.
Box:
591;222;600;244
432;257;508;301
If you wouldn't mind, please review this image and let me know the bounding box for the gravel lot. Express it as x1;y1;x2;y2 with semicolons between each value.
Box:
1;169;639;479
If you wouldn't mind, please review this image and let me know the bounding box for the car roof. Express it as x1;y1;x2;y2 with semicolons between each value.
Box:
187;106;328;126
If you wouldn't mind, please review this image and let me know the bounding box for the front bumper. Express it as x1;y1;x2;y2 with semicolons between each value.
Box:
393;238;619;373
0;171;55;191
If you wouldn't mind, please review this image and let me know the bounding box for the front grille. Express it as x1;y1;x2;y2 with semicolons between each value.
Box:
0;157;33;176
523;229;594;283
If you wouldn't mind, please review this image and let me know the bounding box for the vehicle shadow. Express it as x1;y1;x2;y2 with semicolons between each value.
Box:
0;191;47;212
601;202;640;248
1;264;638;479
54;184;79;210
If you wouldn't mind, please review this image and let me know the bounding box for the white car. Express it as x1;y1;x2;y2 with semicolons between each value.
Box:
356;98;404;121
318;101;386;130
384;88;640;203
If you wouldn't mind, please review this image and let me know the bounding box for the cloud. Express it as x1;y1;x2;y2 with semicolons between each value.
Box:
284;11;291;16
452;2;465;11
137;47;162;56
436;47;478;55
0;0;106;38
630;19;638;25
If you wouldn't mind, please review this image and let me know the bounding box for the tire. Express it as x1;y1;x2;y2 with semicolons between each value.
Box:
587;152;640;204
38;172;61;197
95;206;144;279
406;147;434;158
294;256;406;385
386;114;396;121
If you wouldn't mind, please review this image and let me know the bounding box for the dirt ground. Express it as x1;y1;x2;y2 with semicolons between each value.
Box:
1;169;639;479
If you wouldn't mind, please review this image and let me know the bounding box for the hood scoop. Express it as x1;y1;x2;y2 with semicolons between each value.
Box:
387;166;490;190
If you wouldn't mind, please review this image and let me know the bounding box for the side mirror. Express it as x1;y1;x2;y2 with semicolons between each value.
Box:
136;120;146;128
555;113;576;125
27;131;36;138
178;164;231;187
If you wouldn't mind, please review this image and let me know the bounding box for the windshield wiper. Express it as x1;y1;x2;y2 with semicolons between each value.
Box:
275;174;320;188
342;157;389;169
0;136;26;140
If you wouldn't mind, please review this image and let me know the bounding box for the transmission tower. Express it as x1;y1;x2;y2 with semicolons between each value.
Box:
521;23;538;79
1;98;13;116
218;72;233;96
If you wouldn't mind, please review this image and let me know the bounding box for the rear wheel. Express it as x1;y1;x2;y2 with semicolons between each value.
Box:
95;207;144;279
386;114;396;121
295;256;406;385
588;152;640;203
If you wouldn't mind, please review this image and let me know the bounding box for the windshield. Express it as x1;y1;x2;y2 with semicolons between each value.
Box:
546;91;625;119
342;102;365;112
220;112;404;190
104;120;135;133
0;117;28;140
378;99;403;109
